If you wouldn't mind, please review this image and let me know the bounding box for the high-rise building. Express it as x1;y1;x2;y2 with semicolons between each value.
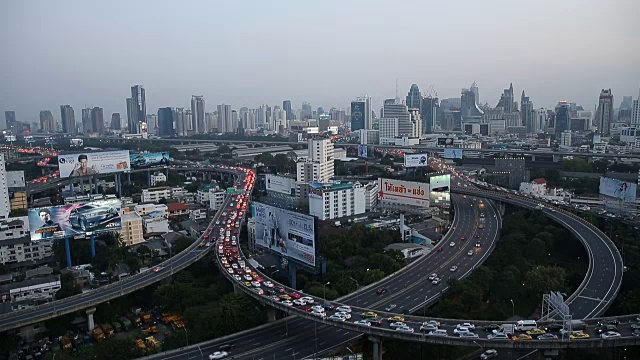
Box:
296;137;334;183
60;105;76;135
301;102;312;120
184;109;193;133
382;100;413;136
4;111;16;132
157;107;175;136
128;85;146;134
595;89;614;136
520;91;534;133
555;101;570;137
632;89;640;126
497;83;515;113
217;104;232;133
175;108;186;136
81;107;92;133
350;100;366;131
283;100;293;121
111;113;121;130
91;107;105;134
422;96;438;134
146;114;157;135
618;96;633;124
255;105;267;129
0;154;10;219
379;117;400;140
231;110;239;132
533;108;548;134
406;84;422;110
191;95;206;133
470;81;480;105
39;110;56;132
461;86;484;123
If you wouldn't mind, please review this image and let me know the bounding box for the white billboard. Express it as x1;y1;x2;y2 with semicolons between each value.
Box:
444;148;463;159
430;174;451;191
251;202;316;267
58;150;131;178
404;153;429;168
265;174;296;196
599;177;637;201
378;178;430;208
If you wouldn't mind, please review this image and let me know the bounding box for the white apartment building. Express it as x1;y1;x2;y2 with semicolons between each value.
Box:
150;172;167;186
0;275;61;312
519;178;548;197
363;181;379;211
308;182;365;220
0;217;54;265
209;190;226;211
119;213;144;246
142;216;170;234
0;154;11;219
296;138;335;183
141;187;171;203
189;208;207;221
560;130;572;148
171;187;188;198
632;89;640;125
134;203;168;218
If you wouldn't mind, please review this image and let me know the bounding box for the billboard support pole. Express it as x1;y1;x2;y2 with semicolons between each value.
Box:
127;172;131;185
90;235;96;258
288;261;297;289
64;237;72;268
147;170;151;187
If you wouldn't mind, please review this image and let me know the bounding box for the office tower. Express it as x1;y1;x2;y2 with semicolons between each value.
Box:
174;108;186;136
461;87;484;123
81;107;92;133
111;113;121;130
497;83;515;113
383;100;413;136
217;104;232;133
520;91;534;133
4;111;16;132
90;107;105;134
0;154;9;219
231;110;238;131
422;95;438;134
409;109;422;137
470;81;480;105
632;89;640;125
350;100;366;131
554;101;570;137
379;117;400;140
533;108;548;134
272;108;285;131
618;96;633;123
39;110;55;132
595;89;614;136
317;107;325;116
301;102;312;120
146;114;157;135
406;84;422;110
296;137;334;183
128;85;146;134
60;105;76;135
157;107;175;136
330;108;346;122
191;95;206;133
255;105;267;129
283;100;293;120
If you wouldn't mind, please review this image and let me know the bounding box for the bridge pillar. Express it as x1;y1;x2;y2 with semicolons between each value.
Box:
86;307;96;330
148;170;152;187
127;172;131;185
288;261;297;289
90;235;96;258
64;237;72;268
369;336;382;360
266;307;276;322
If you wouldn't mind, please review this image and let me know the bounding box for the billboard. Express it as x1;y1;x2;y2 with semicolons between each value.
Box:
430;174;451;192
24;136;35;143
351;101;365;131
357;144;368;158
378;178;430;208
28;199;122;241
45;138;57;145
444;148;463;159
404;153;429;167
599;177;637;201
58;150;130;178
252;202;316;267
5;135;17;142
70;138;84;147
437;137;454;147
266;174;296;196
256;165;277;175
130;152;171;169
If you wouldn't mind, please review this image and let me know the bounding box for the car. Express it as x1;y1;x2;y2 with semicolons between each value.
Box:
289;292;301;299
361;311;378;318
233;275;241;281
450;242;456;247
595;324;617;334
365;318;383;326
487;333;509;340
336;305;351;313
243;275;253;281
542;323;563;332
280;294;292;301
480;349;498;360
218;344;234;351
569;332;590;339
475;242;481;248
153;266;163;273
457;323;475;330
281;300;293;306
600;331;621;339
209;351;228;359
483;324;501;332
250;281;261;287
69;203;120;232
354;320;371;326
459;332;479;338
453;327;471;335
597;320;620;326
467;250;473;256
420;324;438;332
512;334;532;341
537;333;558;340
262;281;274;288
385;304;397;312
300;296;314;304
432;278;442;285
310;311;326;318
327;314;346;321
311;305;325;313
461;236;466;241
252;288;264;295
428;274;438;281
388;316;405;322
336;312;351;319
243;282;252;287
376;288;387;295
474;234;480;238
526;328;546;336
389;322;407;328
428;330;448;337
450;266;458;272
321;303;336;311
396;326;415;333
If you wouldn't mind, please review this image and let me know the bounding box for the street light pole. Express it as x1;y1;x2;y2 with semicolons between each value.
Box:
183;326;189;347
510;299;515;318
349;277;360;307
323;282;330;302
198;345;204;360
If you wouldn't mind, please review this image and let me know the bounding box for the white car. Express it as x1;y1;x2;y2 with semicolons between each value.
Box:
453;327;471;335
459;332;479;338
428;273;438;281
467;250;473;256
354;320;371;326
450;266;458;272
601;331;621;339
428;330;448;337
389;322;406;328
328;314;346;321
450;242;456;247
281;300;293;306
457;323;475;330
431;278;442;285
244;275;253;281
263;281;274;288
336;311;351;319
311;305;325;313
293;299;307;306
209;351;228;359
251;281;261;287
336;305;352;313
310;311;326;318
300;296;314;304
233;275;242;281
396;326;414;333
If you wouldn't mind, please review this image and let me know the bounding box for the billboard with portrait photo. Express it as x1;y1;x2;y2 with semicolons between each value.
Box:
130;152;171;169
58;150;130;178
28;199;122;241
599;177;637;201
444;148;463;159
430;174;451;192
357;144;368;158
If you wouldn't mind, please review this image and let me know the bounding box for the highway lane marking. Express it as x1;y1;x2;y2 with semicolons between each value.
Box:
577;295;604;302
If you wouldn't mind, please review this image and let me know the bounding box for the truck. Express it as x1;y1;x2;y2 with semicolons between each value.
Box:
142;325;158;334
141;313;154;324
111;320;123;332
91;326;106;343
60;336;73;351
135;339;147;352
101;324;115;338
118;317;133;330
145;336;160;350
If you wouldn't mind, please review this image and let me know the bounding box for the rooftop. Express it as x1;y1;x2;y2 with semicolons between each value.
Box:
167;202;190;212
308;181;355;191
532;178;548;184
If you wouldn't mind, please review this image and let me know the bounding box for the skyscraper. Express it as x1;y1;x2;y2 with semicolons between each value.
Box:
4;111;16;132
39;110;56;132
175;108;186;136
406;84;422;110
0;154;10;219
91;107;104;134
217;104;232;133
470;81;480;105
146;114;157;135
461;86;484;123
60;105;76;135
283;100;293;121
383;100;413;136
595;89;614;136
632;89;640;126
157;107;176;136
128;85;146;134
555;101;570;137
191;95;206;133
498;83;515;113
81;107;92;133
111;113;121;130
350;100;366;131
301;102;312;120
520;91;534;133
421;95;438;134
618;96;633;123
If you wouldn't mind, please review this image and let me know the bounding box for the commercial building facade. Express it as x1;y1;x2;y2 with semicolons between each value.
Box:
308;182;365;220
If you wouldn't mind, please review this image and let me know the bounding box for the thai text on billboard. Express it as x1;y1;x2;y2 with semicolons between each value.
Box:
599;177;637;201
444;148;463;159
404;153;429;167
430;174;451;191
378;178;430;208
251;202;316;267
28;199;122;241
265;174;296;196
130;152;171;169
58;150;130;178
357;144;368;158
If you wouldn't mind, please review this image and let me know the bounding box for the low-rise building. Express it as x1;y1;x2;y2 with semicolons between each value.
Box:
308;181;366;220
141;187;171;203
384;243;426;260
0;275;61;313
0;237;54;265
171;187;188;198
142;216;170;235
519;178;548;197
209;190;226;211
134;203;168;218
150;172;167;186
119;213;144;246
167;202;190;217
189;208;207;222
363;181;379;211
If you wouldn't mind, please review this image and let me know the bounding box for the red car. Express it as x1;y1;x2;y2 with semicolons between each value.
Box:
289;292;301;299
461;236;466;241
376;288;387;295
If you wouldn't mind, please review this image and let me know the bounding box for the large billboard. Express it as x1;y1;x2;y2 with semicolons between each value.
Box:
58;150;130;178
357;144;368;158
252;202;316;267
70;138;84;147
437;137;454;147
430;174;451;192
404;153;429;167
351;101;365;131
130;152;171;169
28;199;122;241
265;174;296;196
378;178;430;208
444;148;463;159
599;177;637;201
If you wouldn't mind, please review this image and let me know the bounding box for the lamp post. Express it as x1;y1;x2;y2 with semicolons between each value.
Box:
349;277;360;307
323;282;330;303
473;340;483;354
183;326;189;347
424;295;428;316
510;299;515;318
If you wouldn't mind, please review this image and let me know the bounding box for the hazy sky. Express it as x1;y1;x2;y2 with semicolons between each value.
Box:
2;0;639;126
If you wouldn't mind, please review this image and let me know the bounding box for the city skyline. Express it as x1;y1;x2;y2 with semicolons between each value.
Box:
2;0;639;125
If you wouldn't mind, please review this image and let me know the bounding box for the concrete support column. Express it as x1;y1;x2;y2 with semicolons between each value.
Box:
86;307;96;330
127;172;131;185
90;235;96;258
288;261;297;289
369;336;382;360
64;237;72;268
148;170;152;187
266;307;276;322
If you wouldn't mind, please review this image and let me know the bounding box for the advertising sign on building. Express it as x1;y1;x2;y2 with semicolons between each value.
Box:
28;199;122;241
357;144;368;158
444;148;463;159
430;174;451;191
599;177;637;201
404;153;429;167
24;136;35;143
70;138;84;147
377;178;430;208
130;152;171;169
251;202;316;267
58;150;130;178
265;174;296;196
437;137;454;147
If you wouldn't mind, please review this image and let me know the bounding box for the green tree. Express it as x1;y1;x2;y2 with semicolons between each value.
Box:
362;269;385;285
525;265;567;298
525;238;547;262
173;237;195;254
56;272;81;300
